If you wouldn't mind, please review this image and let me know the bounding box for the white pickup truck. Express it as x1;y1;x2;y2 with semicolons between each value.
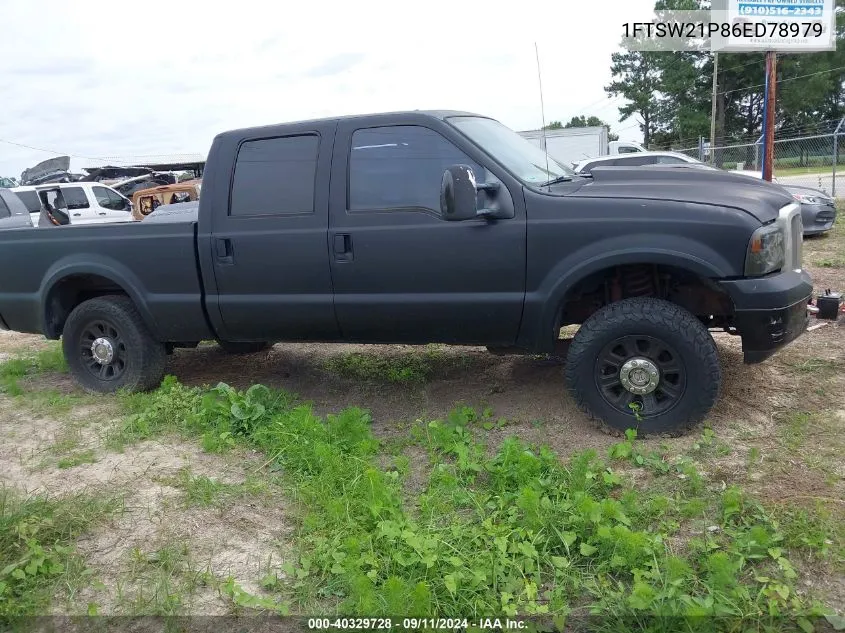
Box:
11;183;134;226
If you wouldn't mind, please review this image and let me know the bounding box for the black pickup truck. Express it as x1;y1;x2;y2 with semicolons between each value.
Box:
0;111;812;434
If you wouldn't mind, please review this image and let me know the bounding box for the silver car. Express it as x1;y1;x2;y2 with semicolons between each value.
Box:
0;188;34;229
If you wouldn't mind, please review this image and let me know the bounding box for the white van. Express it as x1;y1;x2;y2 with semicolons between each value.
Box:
11;183;134;226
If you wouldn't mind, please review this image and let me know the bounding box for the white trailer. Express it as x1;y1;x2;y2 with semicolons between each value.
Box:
518;126;645;168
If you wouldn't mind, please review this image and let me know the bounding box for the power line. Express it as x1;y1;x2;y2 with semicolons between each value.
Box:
721;65;845;96
0;137;131;165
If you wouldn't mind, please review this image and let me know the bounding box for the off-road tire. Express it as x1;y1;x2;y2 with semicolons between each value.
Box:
63;295;167;393
216;340;271;354
564;297;721;437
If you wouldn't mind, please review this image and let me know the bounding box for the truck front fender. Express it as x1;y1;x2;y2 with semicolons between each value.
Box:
518;234;737;353
39;254;158;338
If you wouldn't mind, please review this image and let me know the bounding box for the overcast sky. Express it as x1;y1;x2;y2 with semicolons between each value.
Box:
0;0;656;177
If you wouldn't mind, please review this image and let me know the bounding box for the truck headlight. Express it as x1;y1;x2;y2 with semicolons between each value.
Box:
792;192;821;204
745;223;785;276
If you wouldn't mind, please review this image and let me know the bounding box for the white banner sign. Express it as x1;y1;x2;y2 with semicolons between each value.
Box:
712;0;837;52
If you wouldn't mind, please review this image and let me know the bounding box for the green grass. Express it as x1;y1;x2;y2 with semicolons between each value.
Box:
57;450;97;470
161;468;268;508
815;257;845;269
99;378;836;626
0;489;120;618
115;541;211;616
0;344;79;414
772;502;845;569
777;411;812;451
323;346;468;383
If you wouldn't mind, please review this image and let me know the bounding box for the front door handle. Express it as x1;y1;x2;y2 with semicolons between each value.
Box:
98;212;107;216
333;234;353;261
73;213;82;217
216;238;234;265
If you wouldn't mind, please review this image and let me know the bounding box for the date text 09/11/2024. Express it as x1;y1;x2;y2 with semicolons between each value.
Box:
306;618;527;630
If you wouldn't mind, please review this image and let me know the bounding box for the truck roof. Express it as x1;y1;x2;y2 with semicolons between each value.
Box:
213;110;487;141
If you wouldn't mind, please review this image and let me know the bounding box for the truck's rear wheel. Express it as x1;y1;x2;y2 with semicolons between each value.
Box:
564;297;721;436
62;296;166;394
216;340;271;354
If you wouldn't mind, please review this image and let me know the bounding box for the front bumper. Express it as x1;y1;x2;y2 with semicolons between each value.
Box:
800;202;837;235
719;269;813;364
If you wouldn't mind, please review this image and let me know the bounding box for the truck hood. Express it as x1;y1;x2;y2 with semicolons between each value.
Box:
568;165;795;224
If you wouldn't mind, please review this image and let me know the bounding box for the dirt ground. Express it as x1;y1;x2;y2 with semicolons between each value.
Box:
0;230;843;616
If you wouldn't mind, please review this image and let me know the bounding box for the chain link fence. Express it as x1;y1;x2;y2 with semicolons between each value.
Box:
672;118;845;197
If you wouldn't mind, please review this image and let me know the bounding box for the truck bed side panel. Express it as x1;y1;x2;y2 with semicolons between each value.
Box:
0;223;212;342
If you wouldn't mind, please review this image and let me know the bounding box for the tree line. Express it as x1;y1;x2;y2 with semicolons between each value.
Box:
605;0;845;150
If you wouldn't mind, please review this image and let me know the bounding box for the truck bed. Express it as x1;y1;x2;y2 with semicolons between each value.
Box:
0;222;209;342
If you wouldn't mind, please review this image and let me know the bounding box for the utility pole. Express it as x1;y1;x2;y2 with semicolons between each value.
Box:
709;52;719;165
762;51;777;181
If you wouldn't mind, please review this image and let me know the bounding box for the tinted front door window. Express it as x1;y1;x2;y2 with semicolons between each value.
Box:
349;126;484;212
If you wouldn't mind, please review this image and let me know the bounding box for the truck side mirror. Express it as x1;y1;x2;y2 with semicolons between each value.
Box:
440;165;479;221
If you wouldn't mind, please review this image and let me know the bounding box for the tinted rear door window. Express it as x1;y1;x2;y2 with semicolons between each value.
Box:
0;196;9;218
230;135;319;216
62;187;90;209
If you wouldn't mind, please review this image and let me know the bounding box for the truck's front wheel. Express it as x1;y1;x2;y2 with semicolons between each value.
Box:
565;297;721;436
62;296;167;393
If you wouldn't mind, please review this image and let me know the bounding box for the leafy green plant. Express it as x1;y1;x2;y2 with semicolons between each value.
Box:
0;490;118;617
220;577;289;614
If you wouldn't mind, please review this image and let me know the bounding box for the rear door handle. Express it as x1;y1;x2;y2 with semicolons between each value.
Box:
98;212;107;216
333;233;353;261
216;238;234;265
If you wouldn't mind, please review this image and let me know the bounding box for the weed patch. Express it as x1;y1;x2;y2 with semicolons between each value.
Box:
0;489;120;618
323;347;466;383
110;379;837;627
56;450;97;470
162;468;267;508
115;542;211;616
0;344;67;394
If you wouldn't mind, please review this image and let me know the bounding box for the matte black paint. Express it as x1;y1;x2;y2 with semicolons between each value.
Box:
0;111;813;363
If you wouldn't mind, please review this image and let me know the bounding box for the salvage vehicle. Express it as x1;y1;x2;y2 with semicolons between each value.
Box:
130;181;201;221
12;183;134;226
0;111;813;435
111;172;178;198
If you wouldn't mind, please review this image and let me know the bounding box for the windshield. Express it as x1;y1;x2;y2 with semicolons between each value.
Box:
447;116;576;185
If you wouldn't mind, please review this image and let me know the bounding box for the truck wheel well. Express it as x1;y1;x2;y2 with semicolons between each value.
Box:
44;274;129;339
557;263;736;335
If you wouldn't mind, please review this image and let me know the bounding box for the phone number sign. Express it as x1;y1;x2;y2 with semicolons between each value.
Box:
712;0;836;51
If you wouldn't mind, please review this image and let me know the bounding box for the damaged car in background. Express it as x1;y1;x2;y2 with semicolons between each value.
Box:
18;157;195;197
131;181;201;221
